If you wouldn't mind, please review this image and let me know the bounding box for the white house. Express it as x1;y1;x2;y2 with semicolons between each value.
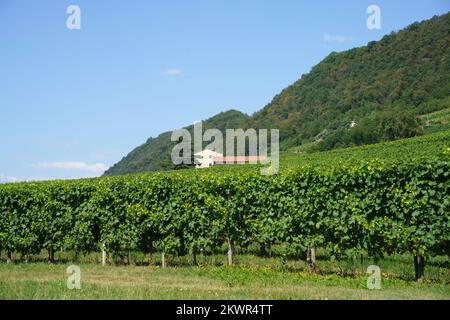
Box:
194;150;223;169
194;149;267;169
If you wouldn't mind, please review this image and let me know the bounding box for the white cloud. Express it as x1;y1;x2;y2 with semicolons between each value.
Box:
31;161;108;174
164;68;183;76
322;34;355;43
0;174;19;183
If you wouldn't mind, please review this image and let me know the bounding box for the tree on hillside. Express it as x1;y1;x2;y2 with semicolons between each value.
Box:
378;111;423;141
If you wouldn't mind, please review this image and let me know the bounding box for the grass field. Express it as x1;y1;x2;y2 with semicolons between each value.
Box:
1;252;449;300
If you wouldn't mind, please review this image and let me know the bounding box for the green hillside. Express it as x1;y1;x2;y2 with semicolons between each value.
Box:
105;12;450;176
421;107;450;134
253;13;450;150
197;129;449;175
280;129;449;169
104;110;251;175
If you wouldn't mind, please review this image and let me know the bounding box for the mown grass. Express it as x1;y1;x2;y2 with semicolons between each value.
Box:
1;251;449;300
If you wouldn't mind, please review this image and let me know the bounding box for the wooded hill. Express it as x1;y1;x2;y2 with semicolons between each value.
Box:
104;12;450;176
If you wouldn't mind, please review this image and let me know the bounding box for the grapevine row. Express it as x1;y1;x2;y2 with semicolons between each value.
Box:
0;156;448;280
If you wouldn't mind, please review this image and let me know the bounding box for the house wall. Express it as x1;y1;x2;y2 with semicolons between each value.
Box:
195;150;222;169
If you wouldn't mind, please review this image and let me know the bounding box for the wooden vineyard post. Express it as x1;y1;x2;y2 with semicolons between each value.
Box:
102;244;107;266
148;242;153;267
161;250;166;268
227;238;233;266
193;249;197;266
414;254;425;281
47;248;55;264
307;246;316;272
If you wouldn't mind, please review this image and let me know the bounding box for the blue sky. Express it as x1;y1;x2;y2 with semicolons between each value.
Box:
1;0;449;181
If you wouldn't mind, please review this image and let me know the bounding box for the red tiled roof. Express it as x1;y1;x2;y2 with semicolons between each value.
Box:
213;156;266;164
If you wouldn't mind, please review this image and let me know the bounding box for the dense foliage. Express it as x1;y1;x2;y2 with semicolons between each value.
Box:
1;148;448;279
105;12;450;176
253;13;450;149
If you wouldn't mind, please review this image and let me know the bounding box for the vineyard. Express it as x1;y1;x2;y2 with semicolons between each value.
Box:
1;131;449;281
282;129;450;168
